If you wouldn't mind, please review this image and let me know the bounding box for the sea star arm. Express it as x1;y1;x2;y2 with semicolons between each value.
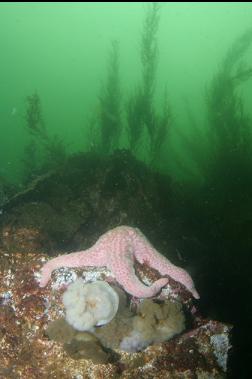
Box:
39;246;107;287
108;240;169;298
132;229;200;299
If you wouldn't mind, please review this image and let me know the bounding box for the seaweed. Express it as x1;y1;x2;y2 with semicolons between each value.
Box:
23;92;68;183
171;28;252;184
25;92;48;140
126;3;171;163
207;28;252;161
98;40;122;154
23;92;47;183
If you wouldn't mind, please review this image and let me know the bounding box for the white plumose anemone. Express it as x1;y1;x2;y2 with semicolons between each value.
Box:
62;279;119;331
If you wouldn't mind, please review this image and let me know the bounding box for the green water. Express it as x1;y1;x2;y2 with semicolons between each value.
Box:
2;3;252;377
1;2;252;184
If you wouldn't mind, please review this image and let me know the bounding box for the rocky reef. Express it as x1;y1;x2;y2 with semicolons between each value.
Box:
0;247;232;378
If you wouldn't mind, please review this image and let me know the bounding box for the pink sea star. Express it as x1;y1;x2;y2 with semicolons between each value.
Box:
39;226;200;299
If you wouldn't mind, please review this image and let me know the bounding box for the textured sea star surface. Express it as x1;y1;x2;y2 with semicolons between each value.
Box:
39;226;199;299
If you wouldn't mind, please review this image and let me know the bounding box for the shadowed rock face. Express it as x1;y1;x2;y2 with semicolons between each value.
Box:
0;151;174;255
0;249;232;379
